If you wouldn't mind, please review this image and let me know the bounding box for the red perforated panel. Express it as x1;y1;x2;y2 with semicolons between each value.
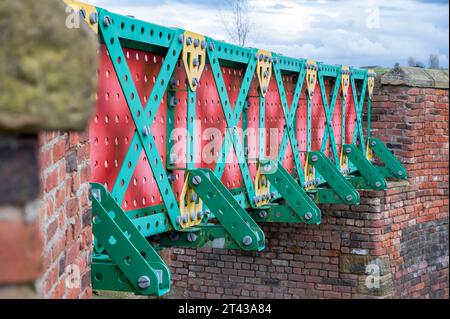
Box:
90;44;359;211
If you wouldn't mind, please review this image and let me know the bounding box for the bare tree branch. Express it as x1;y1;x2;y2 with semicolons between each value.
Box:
221;0;252;47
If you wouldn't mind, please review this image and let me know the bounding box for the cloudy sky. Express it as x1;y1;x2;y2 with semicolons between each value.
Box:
88;0;449;68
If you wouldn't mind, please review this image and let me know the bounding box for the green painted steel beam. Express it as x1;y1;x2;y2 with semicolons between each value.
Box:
260;160;321;224
308;151;360;204
188;169;265;251
251;204;307;223
343;144;387;190
91;183;171;296
368;138;408;179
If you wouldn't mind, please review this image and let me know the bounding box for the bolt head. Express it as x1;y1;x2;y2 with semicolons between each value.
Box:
187;233;198;243
397;170;404;176
186;37;193;45
102;15;112;28
259;210;268;219
242;236;253;246
345;195;353;202
183;215;189;224
142;126;150;137
190;212;196;221
371;141;377;147
178;34;184;44
345;148;352;154
138;276;151;289
197;211;203;219
191;175;202;186
375;181;382;188
304;212;313;220
311;155;318;162
89;12;98;25
193;39;200;47
205;210;211;217
176;216;182;225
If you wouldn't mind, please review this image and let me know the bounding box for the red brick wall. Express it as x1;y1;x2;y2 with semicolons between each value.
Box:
166;81;449;299
37;131;92;298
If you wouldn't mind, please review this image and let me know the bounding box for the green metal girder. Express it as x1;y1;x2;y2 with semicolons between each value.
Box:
260;160;321;224
308;151;360;204
188;168;265;251
159;225;241;250
350;68;368;154
368;138;408;179
92;256;135;293
251;204;305;223
91;183;171;296
343;144;387;190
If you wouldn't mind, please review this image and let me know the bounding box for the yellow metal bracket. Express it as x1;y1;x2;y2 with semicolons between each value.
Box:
306;60;318;98
340;145;350;176
256;50;273;97
182;31;206;91
179;173;203;228
366;143;374;162
254;164;271;207
64;0;99;34
367;69;376;99
304;153;316;190
341;66;351;99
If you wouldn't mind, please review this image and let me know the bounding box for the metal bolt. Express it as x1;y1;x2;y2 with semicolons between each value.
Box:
375;181;382;188
190;193;198;202
102;15;112;28
262;179;267;187
186;37;193;46
254;53;259;60
191;175;202;186
264;70;269;78
264;164;272;173
142;126;150;137
79;9;87;19
89;12;98;25
259;54;264;61
187;233;198;243
259;210;268;219
264;55;269;62
190;212;196;221
201;41;206;49
193;58;199;67
178;34;184;44
192;78;199;87
168;173;176;183
311;155;318;162
183;215;189;224
209;42;215;51
304;212;313;220
193;38;200;47
197;211;203;219
345;195;353;202
397;170;404;176
271;192;277;198
345;148;352;154
176;216;182;225
138;276;151;289
170;77;178;87
371;141;377;147
242;236;253;246
205;210;211;217
169;96;179;109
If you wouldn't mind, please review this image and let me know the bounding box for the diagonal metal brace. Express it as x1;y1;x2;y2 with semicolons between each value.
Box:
91;183;171;296
367;138;408;179
308;151;360;204
260;160;321;225
343;144;387;190
188;169;265;251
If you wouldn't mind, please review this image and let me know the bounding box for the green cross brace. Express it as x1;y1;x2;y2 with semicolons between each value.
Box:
318;65;342;166
274;58;307;184
207;39;258;204
350;68;368;154
100;10;184;229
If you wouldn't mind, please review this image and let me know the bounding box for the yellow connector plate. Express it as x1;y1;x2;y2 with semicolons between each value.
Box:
256;50;273;97
64;0;98;33
182;31;206;91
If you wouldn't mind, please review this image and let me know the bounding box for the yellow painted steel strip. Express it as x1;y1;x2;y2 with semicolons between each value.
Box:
64;0;99;33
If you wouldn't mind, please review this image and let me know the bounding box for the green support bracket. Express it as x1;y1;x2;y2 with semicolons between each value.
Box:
91;183;171;296
260;160;321;225
343;144;387;190
308;151;360;204
250;204;304;223
368;138;408;179
159;225;241;250
92;255;135;293
187;169;265;251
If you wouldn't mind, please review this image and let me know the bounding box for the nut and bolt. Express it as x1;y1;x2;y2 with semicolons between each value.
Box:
259;210;268;219
186;37;193;46
190;212;196;221
371;141;377;147
169;96;179;109
311;155;318;162
103;15;112;28
192;78;199;87
183;215;189;224
190;193;198;202
187;233;198;243
209;42;215;51
193;39;200;47
178;34;184;44
205;210;211;217
79;9;87;19
201;41;207;49
89;12;98;25
304;212;313;220
137;276;151;289
242;236;253;246
397;170;404;176
176;216;182;225
345;195;353;202
197;211;203;219
193;58;199;67
191;175;202;186
142;126;150;137
345;148;352;154
375;181;382;188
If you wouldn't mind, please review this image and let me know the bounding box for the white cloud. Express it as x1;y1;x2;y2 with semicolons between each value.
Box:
89;0;449;67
